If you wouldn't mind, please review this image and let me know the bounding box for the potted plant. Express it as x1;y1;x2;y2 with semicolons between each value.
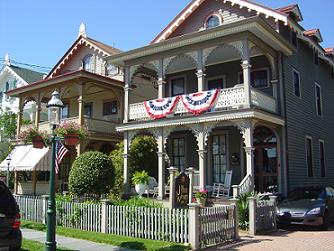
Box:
194;188;208;207
131;170;149;198
17;126;49;149
55;121;87;146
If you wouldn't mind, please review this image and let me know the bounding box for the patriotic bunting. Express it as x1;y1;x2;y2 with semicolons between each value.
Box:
181;89;220;115
144;96;179;119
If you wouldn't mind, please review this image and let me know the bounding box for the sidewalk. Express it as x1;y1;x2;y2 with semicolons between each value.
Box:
22;228;135;251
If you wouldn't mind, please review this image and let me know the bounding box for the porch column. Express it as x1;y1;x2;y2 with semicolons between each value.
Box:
157;59;166;99
196;49;205;92
157;128;165;200
124;66;130;123
241;39;252;109
242;120;255;190
16;97;23;138
35;101;41;128
77;84;85;126
196;129;206;189
32;171;37;195
123;131;130;194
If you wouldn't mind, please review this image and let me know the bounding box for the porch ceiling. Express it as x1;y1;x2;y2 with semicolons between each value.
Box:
107;16;294;67
116;109;284;132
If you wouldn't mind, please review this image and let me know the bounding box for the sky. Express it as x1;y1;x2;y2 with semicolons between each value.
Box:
0;0;333;73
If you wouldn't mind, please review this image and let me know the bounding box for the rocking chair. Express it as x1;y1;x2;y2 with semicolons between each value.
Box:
212;170;233;198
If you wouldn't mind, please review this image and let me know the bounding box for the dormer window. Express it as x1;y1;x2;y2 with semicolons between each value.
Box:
206;15;221;29
83;54;93;72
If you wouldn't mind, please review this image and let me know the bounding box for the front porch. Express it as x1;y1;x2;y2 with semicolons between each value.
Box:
122;117;285;200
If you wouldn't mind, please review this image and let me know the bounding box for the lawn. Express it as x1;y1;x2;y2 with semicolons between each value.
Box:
21;238;71;251
21;221;190;251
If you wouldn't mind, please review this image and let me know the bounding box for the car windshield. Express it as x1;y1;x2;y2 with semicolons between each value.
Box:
287;188;324;201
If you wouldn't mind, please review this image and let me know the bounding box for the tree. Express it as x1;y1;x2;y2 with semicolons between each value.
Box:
109;142;124;198
69;151;115;196
0;108;17;140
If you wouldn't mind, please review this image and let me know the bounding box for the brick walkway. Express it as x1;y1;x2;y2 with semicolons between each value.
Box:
210;226;334;251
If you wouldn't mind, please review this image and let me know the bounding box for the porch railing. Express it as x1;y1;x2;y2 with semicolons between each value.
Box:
129;86;276;121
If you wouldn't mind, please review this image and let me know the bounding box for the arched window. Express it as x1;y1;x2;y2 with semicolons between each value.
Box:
82;54;93;72
206;15;221;29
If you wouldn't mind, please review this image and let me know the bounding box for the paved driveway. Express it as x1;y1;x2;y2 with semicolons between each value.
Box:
211;226;334;251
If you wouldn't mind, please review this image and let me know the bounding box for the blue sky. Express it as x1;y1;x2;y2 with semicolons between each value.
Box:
0;0;333;72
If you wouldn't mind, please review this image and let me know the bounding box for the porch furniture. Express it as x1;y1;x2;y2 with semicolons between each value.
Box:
212;170;233;198
146;176;159;197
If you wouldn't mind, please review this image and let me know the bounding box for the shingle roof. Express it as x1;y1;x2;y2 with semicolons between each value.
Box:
9;65;44;83
86;37;122;55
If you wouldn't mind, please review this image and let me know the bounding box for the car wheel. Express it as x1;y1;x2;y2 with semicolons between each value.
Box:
322;211;330;230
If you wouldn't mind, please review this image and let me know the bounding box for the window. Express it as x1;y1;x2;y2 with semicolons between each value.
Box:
61;104;69;119
5;82;9;92
37;171;50;181
207;77;225;90
315;82;322;116
212;134;227;183
172;138;185;172
171;77;185;96
306;137;313;177
239;69;269;88
103;100;117;116
291;31;298;47
83;54;93;72
292;69;301;97
319;140;326;177
84;102;93;118
206;15;220;29
314;50;319;65
105;63;119;76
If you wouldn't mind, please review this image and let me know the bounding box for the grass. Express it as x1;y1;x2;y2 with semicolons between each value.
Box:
21;221;190;251
21;238;71;251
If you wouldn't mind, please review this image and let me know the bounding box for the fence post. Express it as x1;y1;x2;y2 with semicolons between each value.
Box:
248;197;256;236
269;195;278;230
100;199;110;234
229;198;239;240
232;185;239;199
188;203;200;250
41;195;49;224
168;166;178;209
187;167;195;204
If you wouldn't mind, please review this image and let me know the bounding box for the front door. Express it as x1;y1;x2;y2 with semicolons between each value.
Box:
212;134;227;183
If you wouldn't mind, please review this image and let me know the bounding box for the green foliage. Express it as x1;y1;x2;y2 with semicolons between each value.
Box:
110;197;163;208
69;151;115;196
17;126;49;145
237;191;260;230
109;141;124;198
132;170;149;185
130;135;157;177
0;108;17;140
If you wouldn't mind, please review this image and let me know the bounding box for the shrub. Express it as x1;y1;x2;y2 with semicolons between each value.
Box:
69;151;115;196
110;197;163;208
237;191;260;230
109;141;124;198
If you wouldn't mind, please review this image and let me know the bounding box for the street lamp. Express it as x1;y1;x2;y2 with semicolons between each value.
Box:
45;91;64;251
6;154;11;188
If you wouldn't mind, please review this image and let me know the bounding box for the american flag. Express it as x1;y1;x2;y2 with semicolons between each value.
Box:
55;140;69;174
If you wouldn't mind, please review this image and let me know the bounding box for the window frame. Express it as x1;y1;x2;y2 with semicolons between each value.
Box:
205;14;222;29
171;137;186;172
169;75;186;97
102;100;118;116
82;54;93;72
61;103;69;119
206;75;226;90
319;139;326;177
292;69;301;98
290;30;298;48
237;68;270;89
305;136;314;178
314;82;323;117
84;102;93;118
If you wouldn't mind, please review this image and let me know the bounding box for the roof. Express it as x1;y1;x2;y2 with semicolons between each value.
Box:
8;65;44;83
303;29;323;43
325;48;334;56
276;4;303;22
47;35;122;78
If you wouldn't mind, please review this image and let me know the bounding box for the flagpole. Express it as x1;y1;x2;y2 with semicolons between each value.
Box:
46;124;57;251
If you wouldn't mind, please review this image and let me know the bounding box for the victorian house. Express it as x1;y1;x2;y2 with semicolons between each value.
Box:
2;24;124;195
107;0;334;199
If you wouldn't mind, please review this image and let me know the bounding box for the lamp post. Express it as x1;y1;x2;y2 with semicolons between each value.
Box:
45;91;64;251
6;155;11;188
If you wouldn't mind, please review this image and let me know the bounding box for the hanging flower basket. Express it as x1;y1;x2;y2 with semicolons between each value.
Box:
32;135;45;149
64;134;80;146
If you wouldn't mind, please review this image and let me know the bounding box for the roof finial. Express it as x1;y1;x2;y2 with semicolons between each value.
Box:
4;53;11;66
78;22;87;38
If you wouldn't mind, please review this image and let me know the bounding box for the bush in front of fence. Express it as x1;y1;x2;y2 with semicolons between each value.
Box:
110;197;163;208
237;191;259;230
69;151;115;196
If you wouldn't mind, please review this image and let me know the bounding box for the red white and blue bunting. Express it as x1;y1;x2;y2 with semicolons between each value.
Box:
181;89;220;115
144;96;180;119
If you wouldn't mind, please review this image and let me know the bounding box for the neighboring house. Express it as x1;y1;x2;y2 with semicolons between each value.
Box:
0;54;45;132
1;24;125;195
107;0;334;199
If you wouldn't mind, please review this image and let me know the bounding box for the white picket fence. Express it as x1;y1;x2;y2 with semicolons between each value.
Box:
15;195;45;223
199;205;237;248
